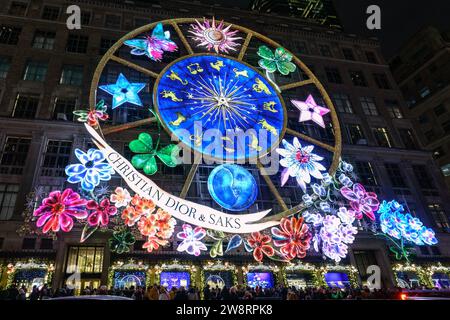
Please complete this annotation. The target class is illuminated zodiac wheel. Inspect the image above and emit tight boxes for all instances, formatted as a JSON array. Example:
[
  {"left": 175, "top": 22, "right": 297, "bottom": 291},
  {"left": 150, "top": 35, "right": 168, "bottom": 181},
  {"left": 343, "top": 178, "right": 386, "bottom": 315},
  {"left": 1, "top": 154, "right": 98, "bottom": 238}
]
[{"left": 89, "top": 18, "right": 341, "bottom": 226}]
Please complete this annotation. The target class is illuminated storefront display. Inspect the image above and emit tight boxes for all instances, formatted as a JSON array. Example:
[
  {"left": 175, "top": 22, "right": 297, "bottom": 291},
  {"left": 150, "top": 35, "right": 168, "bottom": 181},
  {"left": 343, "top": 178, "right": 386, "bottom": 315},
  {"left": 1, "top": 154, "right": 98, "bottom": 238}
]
[
  {"left": 18, "top": 17, "right": 438, "bottom": 276},
  {"left": 5, "top": 261, "right": 54, "bottom": 296}
]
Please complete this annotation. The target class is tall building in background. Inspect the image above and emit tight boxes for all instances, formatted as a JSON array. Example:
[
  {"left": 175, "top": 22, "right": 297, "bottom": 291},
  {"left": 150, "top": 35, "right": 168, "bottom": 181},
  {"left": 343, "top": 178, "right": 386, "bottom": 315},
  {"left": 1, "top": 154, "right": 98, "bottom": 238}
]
[
  {"left": 0, "top": 0, "right": 449, "bottom": 292},
  {"left": 390, "top": 27, "right": 450, "bottom": 189},
  {"left": 250, "top": 0, "right": 341, "bottom": 29}
]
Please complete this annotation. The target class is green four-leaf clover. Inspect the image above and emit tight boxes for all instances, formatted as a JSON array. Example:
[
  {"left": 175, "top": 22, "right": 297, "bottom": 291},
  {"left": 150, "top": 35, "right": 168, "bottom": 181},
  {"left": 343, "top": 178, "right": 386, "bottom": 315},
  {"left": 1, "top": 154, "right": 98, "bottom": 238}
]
[
  {"left": 129, "top": 132, "right": 180, "bottom": 175},
  {"left": 257, "top": 45, "right": 296, "bottom": 76}
]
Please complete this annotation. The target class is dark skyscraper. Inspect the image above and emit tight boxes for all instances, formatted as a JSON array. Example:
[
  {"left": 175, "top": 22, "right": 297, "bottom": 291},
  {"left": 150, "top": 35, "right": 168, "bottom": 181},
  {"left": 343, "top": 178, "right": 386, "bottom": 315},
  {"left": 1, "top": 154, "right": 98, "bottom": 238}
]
[{"left": 250, "top": 0, "right": 341, "bottom": 28}]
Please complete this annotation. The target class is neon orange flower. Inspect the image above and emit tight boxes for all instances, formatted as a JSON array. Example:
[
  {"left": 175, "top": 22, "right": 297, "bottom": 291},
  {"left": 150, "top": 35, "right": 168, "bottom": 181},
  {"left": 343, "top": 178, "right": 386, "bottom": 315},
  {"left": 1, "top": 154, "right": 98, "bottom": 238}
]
[
  {"left": 137, "top": 214, "right": 158, "bottom": 236},
  {"left": 121, "top": 206, "right": 142, "bottom": 227},
  {"left": 132, "top": 195, "right": 156, "bottom": 215},
  {"left": 142, "top": 236, "right": 168, "bottom": 253}
]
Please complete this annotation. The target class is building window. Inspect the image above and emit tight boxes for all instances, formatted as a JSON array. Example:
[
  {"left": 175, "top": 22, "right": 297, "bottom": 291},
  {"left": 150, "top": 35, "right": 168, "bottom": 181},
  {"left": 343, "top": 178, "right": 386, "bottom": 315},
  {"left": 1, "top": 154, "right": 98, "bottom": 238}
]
[
  {"left": 346, "top": 124, "right": 366, "bottom": 144},
  {"left": 295, "top": 41, "right": 308, "bottom": 54},
  {"left": 372, "top": 127, "right": 392, "bottom": 148},
  {"left": 0, "top": 137, "right": 31, "bottom": 175},
  {"left": 325, "top": 67, "right": 342, "bottom": 84},
  {"left": 354, "top": 161, "right": 378, "bottom": 186},
  {"left": 342, "top": 48, "right": 355, "bottom": 60},
  {"left": 53, "top": 97, "right": 77, "bottom": 121},
  {"left": 66, "top": 34, "right": 88, "bottom": 53},
  {"left": 99, "top": 38, "right": 116, "bottom": 55},
  {"left": 12, "top": 94, "right": 39, "bottom": 119},
  {"left": 0, "top": 57, "right": 11, "bottom": 79},
  {"left": 419, "top": 87, "right": 431, "bottom": 98},
  {"left": 60, "top": 65, "right": 83, "bottom": 86},
  {"left": 428, "top": 204, "right": 450, "bottom": 231},
  {"left": 412, "top": 165, "right": 435, "bottom": 190},
  {"left": 81, "top": 11, "right": 91, "bottom": 25},
  {"left": 134, "top": 18, "right": 148, "bottom": 28},
  {"left": 385, "top": 100, "right": 403, "bottom": 118},
  {"left": 8, "top": 1, "right": 27, "bottom": 16},
  {"left": 385, "top": 163, "right": 407, "bottom": 188},
  {"left": 32, "top": 30, "right": 55, "bottom": 50},
  {"left": 40, "top": 238, "right": 53, "bottom": 250},
  {"left": 0, "top": 25, "right": 21, "bottom": 45},
  {"left": 434, "top": 104, "right": 446, "bottom": 116},
  {"left": 373, "top": 73, "right": 391, "bottom": 89},
  {"left": 22, "top": 238, "right": 36, "bottom": 250},
  {"left": 23, "top": 61, "right": 47, "bottom": 81},
  {"left": 360, "top": 96, "right": 378, "bottom": 116},
  {"left": 349, "top": 70, "right": 367, "bottom": 87},
  {"left": 398, "top": 128, "right": 417, "bottom": 149},
  {"left": 424, "top": 130, "right": 436, "bottom": 143},
  {"left": 0, "top": 184, "right": 19, "bottom": 220},
  {"left": 318, "top": 44, "right": 332, "bottom": 57},
  {"left": 105, "top": 14, "right": 122, "bottom": 29},
  {"left": 41, "top": 140, "right": 72, "bottom": 177},
  {"left": 418, "top": 114, "right": 428, "bottom": 124},
  {"left": 442, "top": 120, "right": 450, "bottom": 134},
  {"left": 365, "top": 51, "right": 378, "bottom": 64},
  {"left": 41, "top": 6, "right": 60, "bottom": 20},
  {"left": 66, "top": 246, "right": 104, "bottom": 273},
  {"left": 333, "top": 93, "right": 353, "bottom": 113}
]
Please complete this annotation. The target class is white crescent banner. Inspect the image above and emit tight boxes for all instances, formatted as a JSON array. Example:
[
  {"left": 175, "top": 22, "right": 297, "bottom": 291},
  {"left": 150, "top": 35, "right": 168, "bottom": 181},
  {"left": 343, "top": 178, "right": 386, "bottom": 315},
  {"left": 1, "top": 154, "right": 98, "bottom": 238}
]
[{"left": 85, "top": 124, "right": 279, "bottom": 233}]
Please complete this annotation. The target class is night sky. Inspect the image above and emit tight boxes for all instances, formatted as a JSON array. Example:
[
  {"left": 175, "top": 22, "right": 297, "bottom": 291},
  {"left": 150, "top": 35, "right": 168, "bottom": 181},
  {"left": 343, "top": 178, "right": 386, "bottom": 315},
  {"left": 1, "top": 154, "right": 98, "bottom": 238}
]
[
  {"left": 203, "top": 0, "right": 449, "bottom": 59},
  {"left": 333, "top": 0, "right": 450, "bottom": 58}
]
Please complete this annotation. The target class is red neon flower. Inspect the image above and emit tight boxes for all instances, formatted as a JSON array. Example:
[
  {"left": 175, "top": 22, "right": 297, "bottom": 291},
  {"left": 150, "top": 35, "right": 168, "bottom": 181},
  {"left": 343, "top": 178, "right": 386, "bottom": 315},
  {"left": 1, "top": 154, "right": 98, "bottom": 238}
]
[
  {"left": 247, "top": 232, "right": 274, "bottom": 262},
  {"left": 86, "top": 199, "right": 117, "bottom": 226},
  {"left": 271, "top": 217, "right": 311, "bottom": 260},
  {"left": 87, "top": 109, "right": 109, "bottom": 127},
  {"left": 34, "top": 188, "right": 87, "bottom": 233},
  {"left": 142, "top": 236, "right": 168, "bottom": 253}
]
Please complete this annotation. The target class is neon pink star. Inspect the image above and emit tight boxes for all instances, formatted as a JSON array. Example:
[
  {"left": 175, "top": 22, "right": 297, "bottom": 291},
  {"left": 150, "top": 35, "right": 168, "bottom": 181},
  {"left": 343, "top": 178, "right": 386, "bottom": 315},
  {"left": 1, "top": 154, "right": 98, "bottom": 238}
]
[{"left": 291, "top": 95, "right": 330, "bottom": 128}]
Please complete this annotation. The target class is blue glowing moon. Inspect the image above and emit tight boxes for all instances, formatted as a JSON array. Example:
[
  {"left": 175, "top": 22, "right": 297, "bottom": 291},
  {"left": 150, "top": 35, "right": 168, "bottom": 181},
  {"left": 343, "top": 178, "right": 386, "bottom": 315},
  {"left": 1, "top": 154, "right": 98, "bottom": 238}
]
[{"left": 207, "top": 164, "right": 258, "bottom": 211}]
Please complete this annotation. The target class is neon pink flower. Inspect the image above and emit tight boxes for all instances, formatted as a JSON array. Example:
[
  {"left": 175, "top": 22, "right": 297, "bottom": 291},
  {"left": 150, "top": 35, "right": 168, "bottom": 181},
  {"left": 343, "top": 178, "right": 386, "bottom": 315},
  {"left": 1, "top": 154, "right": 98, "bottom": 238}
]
[
  {"left": 340, "top": 183, "right": 379, "bottom": 220},
  {"left": 247, "top": 232, "right": 275, "bottom": 262},
  {"left": 86, "top": 199, "right": 117, "bottom": 226},
  {"left": 34, "top": 189, "right": 88, "bottom": 233}
]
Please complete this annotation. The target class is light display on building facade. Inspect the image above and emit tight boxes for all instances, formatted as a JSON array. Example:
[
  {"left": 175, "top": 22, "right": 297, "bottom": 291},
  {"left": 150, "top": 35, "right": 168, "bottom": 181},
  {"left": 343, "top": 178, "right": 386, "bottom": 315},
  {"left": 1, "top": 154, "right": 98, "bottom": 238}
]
[{"left": 20, "top": 18, "right": 438, "bottom": 265}]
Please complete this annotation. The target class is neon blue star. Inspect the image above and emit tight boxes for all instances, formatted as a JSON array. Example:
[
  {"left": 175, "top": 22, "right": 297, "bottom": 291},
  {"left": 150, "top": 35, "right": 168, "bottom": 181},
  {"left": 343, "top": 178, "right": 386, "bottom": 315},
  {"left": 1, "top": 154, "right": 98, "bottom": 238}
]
[{"left": 99, "top": 73, "right": 146, "bottom": 109}]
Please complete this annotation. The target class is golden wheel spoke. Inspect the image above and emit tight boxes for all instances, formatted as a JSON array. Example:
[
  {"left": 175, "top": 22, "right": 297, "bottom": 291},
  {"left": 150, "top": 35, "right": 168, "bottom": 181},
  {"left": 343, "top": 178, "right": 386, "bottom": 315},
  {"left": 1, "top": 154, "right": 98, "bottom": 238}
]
[
  {"left": 285, "top": 128, "right": 335, "bottom": 152},
  {"left": 110, "top": 55, "right": 159, "bottom": 78},
  {"left": 279, "top": 79, "right": 313, "bottom": 91},
  {"left": 257, "top": 161, "right": 288, "bottom": 212},
  {"left": 179, "top": 152, "right": 201, "bottom": 199},
  {"left": 238, "top": 32, "right": 253, "bottom": 61},
  {"left": 103, "top": 117, "right": 157, "bottom": 135},
  {"left": 171, "top": 21, "right": 193, "bottom": 55}
]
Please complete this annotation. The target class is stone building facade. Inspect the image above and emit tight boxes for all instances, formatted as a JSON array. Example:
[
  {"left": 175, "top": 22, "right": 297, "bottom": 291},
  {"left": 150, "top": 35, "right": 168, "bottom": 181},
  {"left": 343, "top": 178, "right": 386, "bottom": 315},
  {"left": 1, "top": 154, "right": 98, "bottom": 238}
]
[{"left": 390, "top": 26, "right": 450, "bottom": 190}]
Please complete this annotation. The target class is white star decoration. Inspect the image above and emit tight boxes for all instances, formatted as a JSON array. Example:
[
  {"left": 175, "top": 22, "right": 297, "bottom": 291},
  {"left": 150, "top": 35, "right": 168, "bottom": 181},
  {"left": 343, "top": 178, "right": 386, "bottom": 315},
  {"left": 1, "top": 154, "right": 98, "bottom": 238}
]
[{"left": 291, "top": 95, "right": 330, "bottom": 128}]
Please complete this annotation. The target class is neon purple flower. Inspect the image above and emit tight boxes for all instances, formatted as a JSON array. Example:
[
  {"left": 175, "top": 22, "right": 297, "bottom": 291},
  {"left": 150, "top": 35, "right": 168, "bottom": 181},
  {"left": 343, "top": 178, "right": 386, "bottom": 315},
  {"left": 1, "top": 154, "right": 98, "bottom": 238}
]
[
  {"left": 33, "top": 189, "right": 88, "bottom": 233},
  {"left": 176, "top": 224, "right": 207, "bottom": 256},
  {"left": 86, "top": 199, "right": 117, "bottom": 226},
  {"left": 340, "top": 183, "right": 379, "bottom": 220}
]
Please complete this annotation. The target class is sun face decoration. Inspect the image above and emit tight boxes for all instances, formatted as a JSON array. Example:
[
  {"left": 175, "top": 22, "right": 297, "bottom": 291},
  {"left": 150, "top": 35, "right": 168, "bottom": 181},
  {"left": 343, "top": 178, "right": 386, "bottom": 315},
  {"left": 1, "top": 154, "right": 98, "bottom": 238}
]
[{"left": 188, "top": 18, "right": 242, "bottom": 53}]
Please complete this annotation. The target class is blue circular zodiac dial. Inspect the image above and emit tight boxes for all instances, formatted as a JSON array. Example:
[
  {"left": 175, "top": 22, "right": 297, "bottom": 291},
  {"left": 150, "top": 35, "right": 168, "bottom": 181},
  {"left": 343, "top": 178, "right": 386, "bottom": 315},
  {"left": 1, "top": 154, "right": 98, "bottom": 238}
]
[{"left": 155, "top": 54, "right": 286, "bottom": 161}]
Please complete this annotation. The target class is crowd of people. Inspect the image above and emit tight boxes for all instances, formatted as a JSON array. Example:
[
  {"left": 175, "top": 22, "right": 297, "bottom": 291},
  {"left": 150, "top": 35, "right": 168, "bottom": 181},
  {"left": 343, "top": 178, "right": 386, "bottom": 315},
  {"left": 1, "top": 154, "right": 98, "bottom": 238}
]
[{"left": 0, "top": 283, "right": 409, "bottom": 300}]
